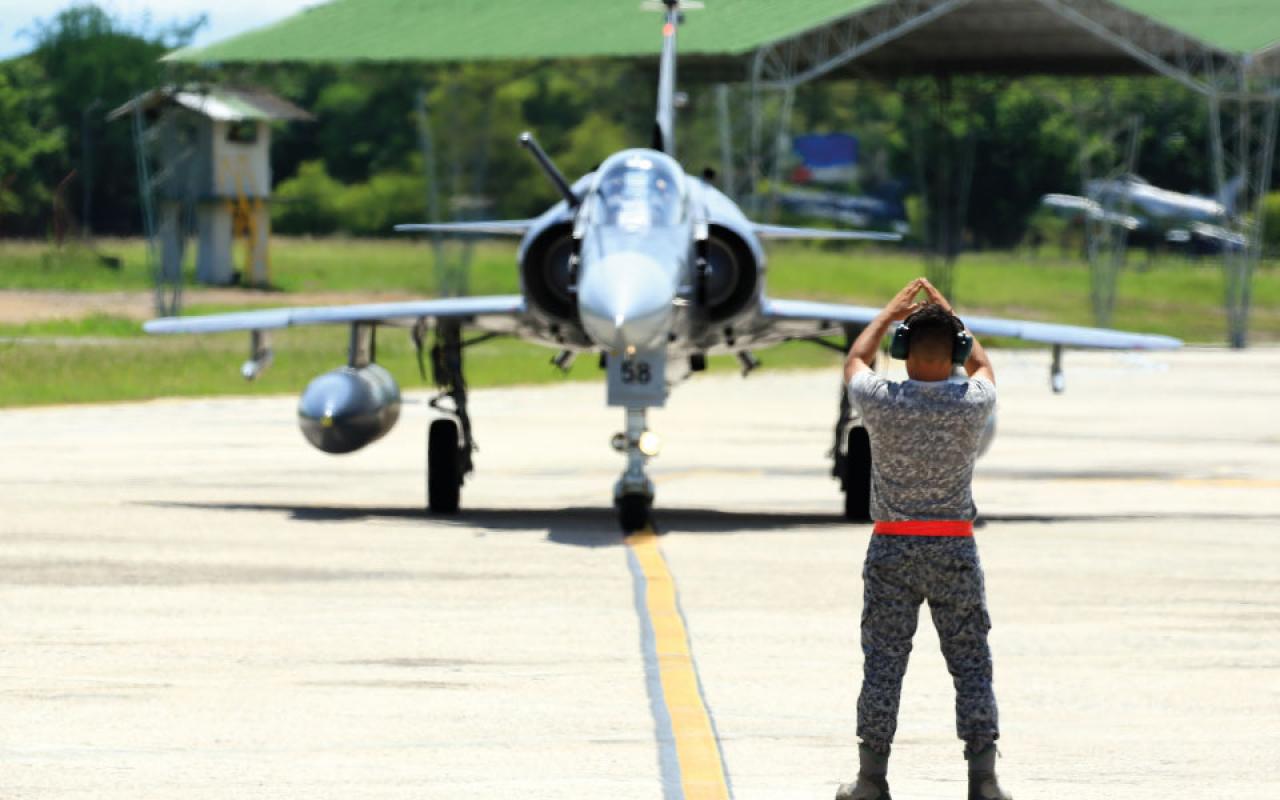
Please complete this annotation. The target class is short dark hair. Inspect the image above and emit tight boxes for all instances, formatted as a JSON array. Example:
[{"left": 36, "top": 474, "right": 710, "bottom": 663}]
[{"left": 903, "top": 303, "right": 964, "bottom": 361}]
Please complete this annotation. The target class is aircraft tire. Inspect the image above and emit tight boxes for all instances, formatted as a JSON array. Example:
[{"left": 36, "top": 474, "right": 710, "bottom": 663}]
[
  {"left": 427, "top": 418, "right": 462, "bottom": 514},
  {"left": 843, "top": 426, "right": 872, "bottom": 523},
  {"left": 617, "top": 494, "right": 651, "bottom": 534}
]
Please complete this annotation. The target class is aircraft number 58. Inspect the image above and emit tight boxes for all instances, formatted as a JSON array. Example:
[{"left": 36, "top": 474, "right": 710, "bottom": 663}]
[{"left": 621, "top": 361, "right": 653, "bottom": 385}]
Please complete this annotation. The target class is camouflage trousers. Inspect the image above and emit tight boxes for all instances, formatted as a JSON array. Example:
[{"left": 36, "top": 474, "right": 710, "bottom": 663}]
[{"left": 856, "top": 534, "right": 999, "bottom": 753}]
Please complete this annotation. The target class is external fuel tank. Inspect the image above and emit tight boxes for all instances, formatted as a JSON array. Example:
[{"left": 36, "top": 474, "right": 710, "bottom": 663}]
[{"left": 297, "top": 364, "right": 401, "bottom": 454}]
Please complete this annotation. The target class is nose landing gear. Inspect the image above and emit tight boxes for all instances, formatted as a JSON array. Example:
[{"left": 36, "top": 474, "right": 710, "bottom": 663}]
[
  {"left": 613, "top": 406, "right": 657, "bottom": 533},
  {"left": 605, "top": 350, "right": 667, "bottom": 533},
  {"left": 617, "top": 493, "right": 653, "bottom": 534}
]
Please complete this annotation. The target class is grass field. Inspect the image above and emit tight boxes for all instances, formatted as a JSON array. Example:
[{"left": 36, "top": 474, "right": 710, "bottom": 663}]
[
  {"left": 0, "top": 236, "right": 1276, "bottom": 407},
  {"left": 0, "top": 327, "right": 839, "bottom": 406}
]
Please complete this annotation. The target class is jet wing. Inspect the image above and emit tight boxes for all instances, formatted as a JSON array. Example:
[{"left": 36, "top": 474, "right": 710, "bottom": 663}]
[
  {"left": 144, "top": 295, "right": 526, "bottom": 335},
  {"left": 751, "top": 224, "right": 902, "bottom": 243},
  {"left": 760, "top": 298, "right": 1182, "bottom": 350},
  {"left": 394, "top": 221, "right": 533, "bottom": 237}
]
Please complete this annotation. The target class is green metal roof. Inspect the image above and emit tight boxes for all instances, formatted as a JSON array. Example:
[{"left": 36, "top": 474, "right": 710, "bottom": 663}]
[
  {"left": 166, "top": 0, "right": 1280, "bottom": 65},
  {"left": 166, "top": 0, "right": 880, "bottom": 63},
  {"left": 1116, "top": 1, "right": 1280, "bottom": 55}
]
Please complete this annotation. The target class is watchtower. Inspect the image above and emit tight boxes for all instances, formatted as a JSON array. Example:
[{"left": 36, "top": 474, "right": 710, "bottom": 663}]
[{"left": 110, "top": 86, "right": 312, "bottom": 303}]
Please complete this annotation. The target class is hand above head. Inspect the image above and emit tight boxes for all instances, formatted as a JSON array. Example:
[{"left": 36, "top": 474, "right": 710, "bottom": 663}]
[
  {"left": 913, "top": 279, "right": 994, "bottom": 383},
  {"left": 918, "top": 278, "right": 954, "bottom": 314},
  {"left": 884, "top": 278, "right": 926, "bottom": 322}
]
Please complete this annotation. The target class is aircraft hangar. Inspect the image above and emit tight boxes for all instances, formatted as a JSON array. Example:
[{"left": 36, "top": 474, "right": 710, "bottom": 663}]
[{"left": 170, "top": 0, "right": 1280, "bottom": 347}]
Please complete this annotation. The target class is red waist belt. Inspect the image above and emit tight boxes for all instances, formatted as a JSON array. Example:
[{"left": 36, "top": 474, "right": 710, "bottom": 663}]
[{"left": 873, "top": 520, "right": 974, "bottom": 537}]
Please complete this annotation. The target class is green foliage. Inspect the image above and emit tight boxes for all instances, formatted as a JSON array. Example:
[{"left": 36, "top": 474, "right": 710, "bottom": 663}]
[
  {"left": 1023, "top": 206, "right": 1079, "bottom": 259},
  {"left": 968, "top": 80, "right": 1082, "bottom": 248},
  {"left": 903, "top": 195, "right": 927, "bottom": 245},
  {"left": 335, "top": 170, "right": 427, "bottom": 236},
  {"left": 272, "top": 161, "right": 344, "bottom": 235},
  {"left": 1262, "top": 192, "right": 1280, "bottom": 257},
  {"left": 0, "top": 59, "right": 64, "bottom": 228},
  {"left": 310, "top": 67, "right": 422, "bottom": 182},
  {"left": 273, "top": 160, "right": 427, "bottom": 237},
  {"left": 551, "top": 113, "right": 632, "bottom": 184},
  {"left": 20, "top": 3, "right": 205, "bottom": 236}
]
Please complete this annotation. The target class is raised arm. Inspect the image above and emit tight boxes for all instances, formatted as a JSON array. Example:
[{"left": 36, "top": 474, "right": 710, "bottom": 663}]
[
  {"left": 844, "top": 278, "right": 924, "bottom": 384},
  {"left": 918, "top": 278, "right": 995, "bottom": 385},
  {"left": 963, "top": 335, "right": 995, "bottom": 385}
]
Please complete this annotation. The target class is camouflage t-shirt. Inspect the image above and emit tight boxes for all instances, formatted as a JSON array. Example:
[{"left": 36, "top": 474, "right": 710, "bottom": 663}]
[{"left": 847, "top": 372, "right": 996, "bottom": 522}]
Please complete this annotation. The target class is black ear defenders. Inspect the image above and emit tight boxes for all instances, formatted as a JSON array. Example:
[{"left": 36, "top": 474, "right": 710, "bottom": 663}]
[{"left": 890, "top": 317, "right": 973, "bottom": 365}]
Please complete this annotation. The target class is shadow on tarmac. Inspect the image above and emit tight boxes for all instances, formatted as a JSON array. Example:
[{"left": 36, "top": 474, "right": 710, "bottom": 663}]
[
  {"left": 461, "top": 507, "right": 851, "bottom": 548},
  {"left": 141, "top": 501, "right": 1280, "bottom": 548},
  {"left": 141, "top": 501, "right": 848, "bottom": 547}
]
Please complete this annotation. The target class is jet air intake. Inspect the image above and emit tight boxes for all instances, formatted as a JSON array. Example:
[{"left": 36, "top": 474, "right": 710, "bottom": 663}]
[
  {"left": 520, "top": 222, "right": 577, "bottom": 322},
  {"left": 699, "top": 224, "right": 758, "bottom": 322},
  {"left": 298, "top": 364, "right": 401, "bottom": 454}
]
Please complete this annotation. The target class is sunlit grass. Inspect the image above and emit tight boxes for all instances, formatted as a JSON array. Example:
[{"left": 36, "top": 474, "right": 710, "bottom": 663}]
[
  {"left": 0, "top": 240, "right": 152, "bottom": 290},
  {"left": 1, "top": 235, "right": 1277, "bottom": 407},
  {"left": 0, "top": 313, "right": 147, "bottom": 338},
  {"left": 0, "top": 330, "right": 839, "bottom": 407}
]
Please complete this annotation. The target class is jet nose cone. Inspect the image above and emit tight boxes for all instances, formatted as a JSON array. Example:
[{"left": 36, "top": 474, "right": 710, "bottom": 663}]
[{"left": 578, "top": 252, "right": 676, "bottom": 352}]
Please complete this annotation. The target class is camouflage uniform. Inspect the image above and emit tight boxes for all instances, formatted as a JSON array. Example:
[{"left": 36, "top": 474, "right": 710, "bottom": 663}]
[
  {"left": 847, "top": 371, "right": 1000, "bottom": 754},
  {"left": 856, "top": 534, "right": 997, "bottom": 752}
]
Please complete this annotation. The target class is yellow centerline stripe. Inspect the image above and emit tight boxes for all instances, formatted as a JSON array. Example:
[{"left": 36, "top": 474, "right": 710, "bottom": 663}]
[{"left": 627, "top": 529, "right": 731, "bottom": 800}]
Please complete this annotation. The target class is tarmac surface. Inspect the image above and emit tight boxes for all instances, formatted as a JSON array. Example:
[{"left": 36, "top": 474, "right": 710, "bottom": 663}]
[{"left": 2, "top": 347, "right": 1278, "bottom": 799}]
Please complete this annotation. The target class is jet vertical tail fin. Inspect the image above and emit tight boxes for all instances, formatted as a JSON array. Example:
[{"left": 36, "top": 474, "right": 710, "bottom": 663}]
[{"left": 649, "top": 0, "right": 682, "bottom": 157}]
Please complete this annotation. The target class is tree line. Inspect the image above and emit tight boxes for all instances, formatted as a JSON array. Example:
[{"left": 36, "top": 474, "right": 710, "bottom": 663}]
[{"left": 0, "top": 3, "right": 1254, "bottom": 248}]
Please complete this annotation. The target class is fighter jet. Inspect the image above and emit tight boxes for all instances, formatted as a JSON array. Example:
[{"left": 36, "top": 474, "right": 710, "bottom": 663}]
[
  {"left": 1042, "top": 175, "right": 1246, "bottom": 253},
  {"left": 1087, "top": 174, "right": 1228, "bottom": 226},
  {"left": 146, "top": 0, "right": 1181, "bottom": 532}
]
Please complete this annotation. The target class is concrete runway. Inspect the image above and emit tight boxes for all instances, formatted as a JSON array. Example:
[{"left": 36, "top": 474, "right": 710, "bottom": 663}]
[{"left": 2, "top": 348, "right": 1278, "bottom": 799}]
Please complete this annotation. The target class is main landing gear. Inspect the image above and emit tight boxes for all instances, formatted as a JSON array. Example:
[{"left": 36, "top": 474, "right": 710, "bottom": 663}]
[
  {"left": 613, "top": 406, "right": 657, "bottom": 533},
  {"left": 425, "top": 321, "right": 478, "bottom": 514},
  {"left": 828, "top": 327, "right": 873, "bottom": 523},
  {"left": 832, "top": 384, "right": 873, "bottom": 523}
]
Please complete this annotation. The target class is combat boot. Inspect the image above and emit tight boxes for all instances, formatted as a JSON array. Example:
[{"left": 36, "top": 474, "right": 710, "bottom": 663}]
[
  {"left": 835, "top": 743, "right": 891, "bottom": 800},
  {"left": 966, "top": 742, "right": 1012, "bottom": 800}
]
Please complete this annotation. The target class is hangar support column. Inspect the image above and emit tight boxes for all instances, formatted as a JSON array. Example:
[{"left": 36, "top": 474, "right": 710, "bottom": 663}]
[
  {"left": 1207, "top": 71, "right": 1279, "bottom": 349},
  {"left": 414, "top": 80, "right": 498, "bottom": 299},
  {"left": 904, "top": 74, "right": 980, "bottom": 300},
  {"left": 1078, "top": 111, "right": 1142, "bottom": 328}
]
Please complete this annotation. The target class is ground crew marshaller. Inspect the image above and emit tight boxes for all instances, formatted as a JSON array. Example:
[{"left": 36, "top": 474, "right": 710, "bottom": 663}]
[{"left": 836, "top": 278, "right": 1012, "bottom": 800}]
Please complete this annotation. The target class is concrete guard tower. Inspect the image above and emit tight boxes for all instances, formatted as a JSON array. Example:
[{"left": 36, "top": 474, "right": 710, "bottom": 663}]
[{"left": 110, "top": 87, "right": 312, "bottom": 298}]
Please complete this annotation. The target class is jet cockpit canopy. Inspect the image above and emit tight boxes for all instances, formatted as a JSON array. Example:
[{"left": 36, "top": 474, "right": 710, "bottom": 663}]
[{"left": 591, "top": 150, "right": 687, "bottom": 233}]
